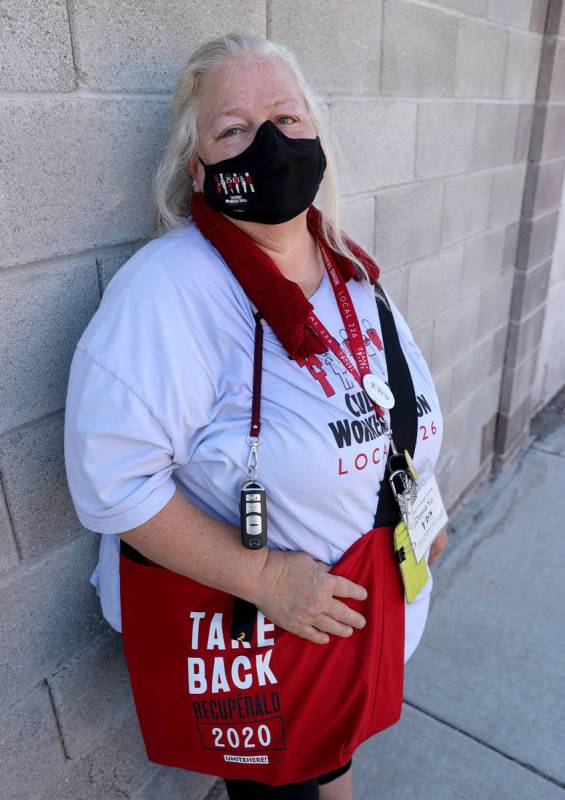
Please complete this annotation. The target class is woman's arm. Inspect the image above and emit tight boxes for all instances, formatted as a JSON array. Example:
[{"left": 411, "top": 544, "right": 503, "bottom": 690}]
[
  {"left": 119, "top": 488, "right": 269, "bottom": 604},
  {"left": 120, "top": 488, "right": 369, "bottom": 645}
]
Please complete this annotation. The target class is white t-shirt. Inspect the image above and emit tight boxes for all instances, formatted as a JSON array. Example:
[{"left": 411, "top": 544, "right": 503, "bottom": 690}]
[{"left": 64, "top": 218, "right": 444, "bottom": 663}]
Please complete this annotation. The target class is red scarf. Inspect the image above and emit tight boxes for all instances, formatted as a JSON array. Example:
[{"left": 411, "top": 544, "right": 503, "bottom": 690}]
[{"left": 190, "top": 191, "right": 380, "bottom": 360}]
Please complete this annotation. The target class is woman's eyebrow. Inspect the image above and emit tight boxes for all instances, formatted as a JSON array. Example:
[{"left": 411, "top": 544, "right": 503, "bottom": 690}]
[{"left": 212, "top": 98, "right": 301, "bottom": 123}]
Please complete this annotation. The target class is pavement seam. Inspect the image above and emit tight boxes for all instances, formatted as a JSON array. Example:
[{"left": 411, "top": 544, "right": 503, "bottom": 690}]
[
  {"left": 403, "top": 700, "right": 565, "bottom": 792},
  {"left": 531, "top": 445, "right": 565, "bottom": 460}
]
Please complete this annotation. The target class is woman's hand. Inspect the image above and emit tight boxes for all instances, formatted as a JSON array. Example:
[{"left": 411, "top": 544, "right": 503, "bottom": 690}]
[
  {"left": 253, "top": 549, "right": 368, "bottom": 645},
  {"left": 428, "top": 525, "right": 448, "bottom": 566}
]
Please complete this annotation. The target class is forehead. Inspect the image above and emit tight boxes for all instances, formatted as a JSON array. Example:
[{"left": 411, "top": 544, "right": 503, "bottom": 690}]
[{"left": 197, "top": 54, "right": 306, "bottom": 126}]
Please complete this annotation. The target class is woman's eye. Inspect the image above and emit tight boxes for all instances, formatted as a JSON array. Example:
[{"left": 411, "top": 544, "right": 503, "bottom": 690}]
[
  {"left": 221, "top": 127, "right": 241, "bottom": 138},
  {"left": 277, "top": 115, "right": 295, "bottom": 125}
]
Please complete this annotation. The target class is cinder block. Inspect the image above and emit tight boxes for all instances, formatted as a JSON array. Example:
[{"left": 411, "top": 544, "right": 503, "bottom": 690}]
[
  {"left": 510, "top": 258, "right": 552, "bottom": 320},
  {"left": 550, "top": 235, "right": 565, "bottom": 282},
  {"left": 47, "top": 630, "right": 133, "bottom": 758},
  {"left": 406, "top": 243, "right": 464, "bottom": 329},
  {"left": 481, "top": 412, "right": 497, "bottom": 465},
  {"left": 441, "top": 170, "right": 492, "bottom": 247},
  {"left": 473, "top": 103, "right": 521, "bottom": 169},
  {"left": 514, "top": 103, "right": 535, "bottom": 162},
  {"left": 431, "top": 291, "right": 481, "bottom": 371},
  {"left": 97, "top": 241, "right": 147, "bottom": 294},
  {"left": 0, "top": 0, "right": 75, "bottom": 91},
  {"left": 536, "top": 283, "right": 565, "bottom": 401},
  {"left": 432, "top": 0, "right": 489, "bottom": 14},
  {"left": 381, "top": 0, "right": 458, "bottom": 97},
  {"left": 339, "top": 195, "right": 376, "bottom": 256},
  {"left": 535, "top": 34, "right": 557, "bottom": 99},
  {"left": 499, "top": 350, "right": 538, "bottom": 415},
  {"left": 0, "top": 257, "right": 99, "bottom": 432},
  {"left": 269, "top": 0, "right": 382, "bottom": 95},
  {"left": 489, "top": 163, "right": 527, "bottom": 229},
  {"left": 455, "top": 19, "right": 508, "bottom": 98},
  {"left": 506, "top": 303, "right": 547, "bottom": 364},
  {"left": 0, "top": 490, "right": 19, "bottom": 577},
  {"left": 0, "top": 682, "right": 66, "bottom": 800},
  {"left": 412, "top": 319, "right": 434, "bottom": 365},
  {"left": 502, "top": 220, "right": 520, "bottom": 272},
  {"left": 548, "top": 38, "right": 565, "bottom": 101},
  {"left": 477, "top": 270, "right": 514, "bottom": 338},
  {"left": 487, "top": 0, "right": 535, "bottom": 29},
  {"left": 547, "top": 3, "right": 565, "bottom": 36},
  {"left": 0, "top": 534, "right": 105, "bottom": 714},
  {"left": 380, "top": 265, "right": 409, "bottom": 317},
  {"left": 416, "top": 102, "right": 476, "bottom": 179},
  {"left": 527, "top": 208, "right": 560, "bottom": 268},
  {"left": 448, "top": 430, "right": 483, "bottom": 504},
  {"left": 540, "top": 105, "right": 565, "bottom": 160},
  {"left": 490, "top": 323, "right": 509, "bottom": 376},
  {"left": 525, "top": 160, "right": 565, "bottom": 215},
  {"left": 0, "top": 413, "right": 81, "bottom": 559},
  {"left": 438, "top": 401, "right": 470, "bottom": 483},
  {"left": 331, "top": 99, "right": 417, "bottom": 194},
  {"left": 431, "top": 364, "right": 453, "bottom": 415},
  {"left": 36, "top": 705, "right": 156, "bottom": 800},
  {"left": 460, "top": 227, "right": 507, "bottom": 299},
  {"left": 529, "top": 0, "right": 549, "bottom": 33},
  {"left": 69, "top": 0, "right": 265, "bottom": 92},
  {"left": 494, "top": 394, "right": 531, "bottom": 456},
  {"left": 375, "top": 181, "right": 444, "bottom": 271},
  {"left": 450, "top": 336, "right": 493, "bottom": 408},
  {"left": 469, "top": 369, "right": 504, "bottom": 429},
  {"left": 0, "top": 98, "right": 170, "bottom": 269},
  {"left": 504, "top": 30, "right": 543, "bottom": 102}
]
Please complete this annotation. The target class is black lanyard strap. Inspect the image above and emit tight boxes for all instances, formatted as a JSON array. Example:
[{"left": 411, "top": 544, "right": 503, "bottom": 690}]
[{"left": 372, "top": 283, "right": 418, "bottom": 527}]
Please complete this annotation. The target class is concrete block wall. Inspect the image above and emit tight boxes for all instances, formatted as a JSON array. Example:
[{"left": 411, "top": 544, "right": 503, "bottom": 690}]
[
  {"left": 0, "top": 1, "right": 563, "bottom": 797},
  {"left": 495, "top": 0, "right": 565, "bottom": 466},
  {"left": 528, "top": 4, "right": 565, "bottom": 427}
]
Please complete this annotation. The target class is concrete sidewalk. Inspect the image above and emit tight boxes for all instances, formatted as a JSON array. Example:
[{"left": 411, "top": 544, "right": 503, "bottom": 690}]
[{"left": 354, "top": 387, "right": 565, "bottom": 799}]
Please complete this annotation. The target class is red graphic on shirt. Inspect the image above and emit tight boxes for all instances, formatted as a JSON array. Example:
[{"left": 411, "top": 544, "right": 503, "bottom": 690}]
[
  {"left": 294, "top": 354, "right": 336, "bottom": 397},
  {"left": 320, "top": 350, "right": 356, "bottom": 392},
  {"left": 363, "top": 320, "right": 383, "bottom": 351},
  {"left": 295, "top": 340, "right": 437, "bottom": 477},
  {"left": 340, "top": 320, "right": 386, "bottom": 378}
]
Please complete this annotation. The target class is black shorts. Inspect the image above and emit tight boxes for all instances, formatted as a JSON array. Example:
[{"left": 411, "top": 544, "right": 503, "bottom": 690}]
[{"left": 223, "top": 757, "right": 353, "bottom": 799}]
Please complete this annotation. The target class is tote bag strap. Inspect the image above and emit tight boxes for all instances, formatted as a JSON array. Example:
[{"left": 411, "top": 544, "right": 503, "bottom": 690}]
[{"left": 372, "top": 282, "right": 419, "bottom": 528}]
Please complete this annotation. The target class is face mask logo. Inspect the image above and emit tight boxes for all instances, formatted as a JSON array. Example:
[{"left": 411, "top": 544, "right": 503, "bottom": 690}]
[
  {"left": 213, "top": 171, "right": 256, "bottom": 203},
  {"left": 197, "top": 119, "right": 327, "bottom": 225}
]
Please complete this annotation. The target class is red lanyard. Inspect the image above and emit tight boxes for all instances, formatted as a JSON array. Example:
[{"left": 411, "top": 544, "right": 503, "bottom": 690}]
[{"left": 306, "top": 241, "right": 386, "bottom": 420}]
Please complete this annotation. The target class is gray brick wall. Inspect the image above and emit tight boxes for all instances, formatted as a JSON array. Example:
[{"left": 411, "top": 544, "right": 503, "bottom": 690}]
[{"left": 0, "top": 1, "right": 563, "bottom": 797}]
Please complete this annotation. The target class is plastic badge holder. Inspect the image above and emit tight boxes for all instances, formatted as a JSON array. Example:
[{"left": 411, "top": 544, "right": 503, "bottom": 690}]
[
  {"left": 393, "top": 519, "right": 430, "bottom": 603},
  {"left": 392, "top": 457, "right": 434, "bottom": 603}
]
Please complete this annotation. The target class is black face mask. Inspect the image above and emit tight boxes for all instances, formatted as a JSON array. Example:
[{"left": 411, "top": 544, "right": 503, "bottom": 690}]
[{"left": 197, "top": 119, "right": 327, "bottom": 224}]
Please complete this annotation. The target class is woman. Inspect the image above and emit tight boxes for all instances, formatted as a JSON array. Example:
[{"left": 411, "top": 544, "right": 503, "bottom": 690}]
[{"left": 64, "top": 33, "right": 448, "bottom": 800}]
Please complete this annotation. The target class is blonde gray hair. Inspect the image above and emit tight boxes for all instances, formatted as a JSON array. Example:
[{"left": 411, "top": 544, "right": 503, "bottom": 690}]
[{"left": 152, "top": 32, "right": 373, "bottom": 282}]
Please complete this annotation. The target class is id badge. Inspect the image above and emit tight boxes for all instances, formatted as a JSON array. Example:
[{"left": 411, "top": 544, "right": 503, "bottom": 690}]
[{"left": 405, "top": 460, "right": 448, "bottom": 563}]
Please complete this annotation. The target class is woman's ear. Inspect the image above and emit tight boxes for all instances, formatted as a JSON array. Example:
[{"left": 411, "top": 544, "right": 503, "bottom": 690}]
[{"left": 186, "top": 159, "right": 200, "bottom": 191}]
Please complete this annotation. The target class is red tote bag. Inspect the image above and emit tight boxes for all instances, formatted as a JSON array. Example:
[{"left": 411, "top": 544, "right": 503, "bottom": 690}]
[{"left": 119, "top": 521, "right": 404, "bottom": 785}]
